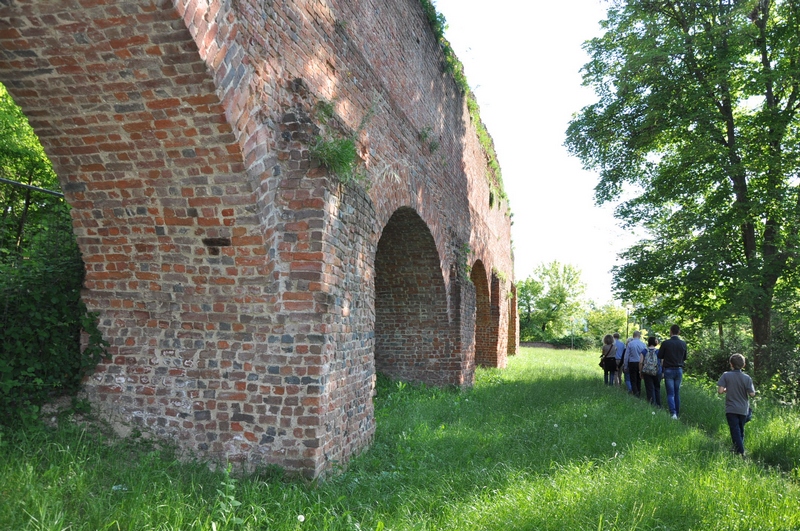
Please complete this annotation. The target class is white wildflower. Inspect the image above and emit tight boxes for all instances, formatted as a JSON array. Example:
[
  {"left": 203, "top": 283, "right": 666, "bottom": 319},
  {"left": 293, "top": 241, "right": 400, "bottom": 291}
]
[
  {"left": 298, "top": 515, "right": 305, "bottom": 523},
  {"left": 612, "top": 442, "right": 617, "bottom": 447}
]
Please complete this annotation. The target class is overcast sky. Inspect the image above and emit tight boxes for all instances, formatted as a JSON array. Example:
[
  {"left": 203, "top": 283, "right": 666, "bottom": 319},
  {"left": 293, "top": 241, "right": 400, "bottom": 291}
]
[{"left": 433, "top": 0, "right": 636, "bottom": 305}]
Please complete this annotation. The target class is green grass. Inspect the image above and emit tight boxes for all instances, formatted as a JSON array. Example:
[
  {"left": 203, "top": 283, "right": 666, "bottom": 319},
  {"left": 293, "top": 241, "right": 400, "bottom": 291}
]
[{"left": 1, "top": 347, "right": 799, "bottom": 530}]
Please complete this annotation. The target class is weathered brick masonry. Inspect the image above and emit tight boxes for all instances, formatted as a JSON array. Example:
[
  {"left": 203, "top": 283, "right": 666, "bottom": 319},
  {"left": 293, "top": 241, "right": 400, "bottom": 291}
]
[{"left": 0, "top": 0, "right": 517, "bottom": 477}]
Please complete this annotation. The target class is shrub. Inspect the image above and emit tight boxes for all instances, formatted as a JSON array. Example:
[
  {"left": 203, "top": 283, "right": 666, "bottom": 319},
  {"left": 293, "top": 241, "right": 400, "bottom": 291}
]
[
  {"left": 0, "top": 208, "right": 106, "bottom": 426},
  {"left": 549, "top": 335, "right": 593, "bottom": 350}
]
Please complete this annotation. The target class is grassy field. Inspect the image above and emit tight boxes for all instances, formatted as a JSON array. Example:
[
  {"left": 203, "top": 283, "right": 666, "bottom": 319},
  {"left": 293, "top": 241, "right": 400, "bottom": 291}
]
[{"left": 1, "top": 347, "right": 799, "bottom": 530}]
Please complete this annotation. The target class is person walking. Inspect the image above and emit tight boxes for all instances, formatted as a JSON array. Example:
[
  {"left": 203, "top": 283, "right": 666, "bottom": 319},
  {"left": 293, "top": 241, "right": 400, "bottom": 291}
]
[
  {"left": 613, "top": 333, "right": 625, "bottom": 387},
  {"left": 600, "top": 334, "right": 617, "bottom": 386},
  {"left": 640, "top": 336, "right": 662, "bottom": 407},
  {"left": 623, "top": 331, "right": 647, "bottom": 398},
  {"left": 717, "top": 354, "right": 756, "bottom": 456},
  {"left": 659, "top": 324, "right": 688, "bottom": 419}
]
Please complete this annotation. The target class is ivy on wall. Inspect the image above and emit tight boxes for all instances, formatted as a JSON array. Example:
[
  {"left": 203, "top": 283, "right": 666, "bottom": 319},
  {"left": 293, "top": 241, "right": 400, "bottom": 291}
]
[{"left": 417, "top": 0, "right": 507, "bottom": 204}]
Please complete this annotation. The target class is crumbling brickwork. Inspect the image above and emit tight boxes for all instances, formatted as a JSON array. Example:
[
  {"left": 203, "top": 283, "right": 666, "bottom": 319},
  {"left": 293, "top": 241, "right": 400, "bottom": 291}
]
[{"left": 0, "top": 0, "right": 517, "bottom": 478}]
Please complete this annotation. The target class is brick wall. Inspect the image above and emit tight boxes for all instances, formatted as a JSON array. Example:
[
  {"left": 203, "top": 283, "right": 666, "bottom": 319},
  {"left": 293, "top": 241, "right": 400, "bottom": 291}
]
[{"left": 0, "top": 0, "right": 516, "bottom": 478}]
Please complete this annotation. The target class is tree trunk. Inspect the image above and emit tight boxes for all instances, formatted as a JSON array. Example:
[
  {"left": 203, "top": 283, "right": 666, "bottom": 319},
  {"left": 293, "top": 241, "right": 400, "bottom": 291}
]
[
  {"left": 750, "top": 310, "right": 771, "bottom": 375},
  {"left": 718, "top": 322, "right": 724, "bottom": 351}
]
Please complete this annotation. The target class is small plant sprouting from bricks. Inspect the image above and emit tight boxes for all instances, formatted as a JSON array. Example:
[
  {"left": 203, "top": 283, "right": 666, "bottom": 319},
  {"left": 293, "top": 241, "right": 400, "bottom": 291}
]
[
  {"left": 459, "top": 242, "right": 473, "bottom": 280},
  {"left": 418, "top": 126, "right": 440, "bottom": 154},
  {"left": 310, "top": 136, "right": 359, "bottom": 182},
  {"left": 419, "top": 125, "right": 432, "bottom": 143},
  {"left": 492, "top": 267, "right": 508, "bottom": 284},
  {"left": 310, "top": 93, "right": 380, "bottom": 185},
  {"left": 315, "top": 98, "right": 335, "bottom": 125},
  {"left": 211, "top": 464, "right": 244, "bottom": 527}
]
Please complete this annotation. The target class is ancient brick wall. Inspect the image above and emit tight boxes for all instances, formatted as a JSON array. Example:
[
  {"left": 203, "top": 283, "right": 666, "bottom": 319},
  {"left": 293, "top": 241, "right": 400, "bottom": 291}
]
[{"left": 0, "top": 0, "right": 516, "bottom": 478}]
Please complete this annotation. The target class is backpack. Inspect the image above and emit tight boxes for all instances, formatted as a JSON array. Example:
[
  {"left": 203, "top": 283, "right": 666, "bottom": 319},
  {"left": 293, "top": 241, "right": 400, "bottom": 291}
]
[{"left": 642, "top": 347, "right": 659, "bottom": 376}]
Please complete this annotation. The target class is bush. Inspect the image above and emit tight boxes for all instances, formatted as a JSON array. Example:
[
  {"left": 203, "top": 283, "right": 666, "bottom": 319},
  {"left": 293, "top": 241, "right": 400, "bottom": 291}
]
[
  {"left": 761, "top": 316, "right": 800, "bottom": 404},
  {"left": 0, "top": 208, "right": 106, "bottom": 426},
  {"left": 549, "top": 335, "right": 593, "bottom": 350},
  {"left": 685, "top": 322, "right": 753, "bottom": 382}
]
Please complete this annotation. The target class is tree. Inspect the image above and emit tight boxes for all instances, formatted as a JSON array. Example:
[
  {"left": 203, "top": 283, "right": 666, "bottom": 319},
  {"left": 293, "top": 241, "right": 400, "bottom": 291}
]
[
  {"left": 516, "top": 261, "right": 586, "bottom": 341},
  {"left": 565, "top": 0, "right": 800, "bottom": 370},
  {"left": 0, "top": 82, "right": 61, "bottom": 258},
  {"left": 586, "top": 302, "right": 628, "bottom": 346},
  {"left": 0, "top": 83, "right": 106, "bottom": 425}
]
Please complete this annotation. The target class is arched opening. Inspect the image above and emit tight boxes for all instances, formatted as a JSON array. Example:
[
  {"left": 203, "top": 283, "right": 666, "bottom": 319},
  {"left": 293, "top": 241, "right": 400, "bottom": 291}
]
[
  {"left": 374, "top": 207, "right": 455, "bottom": 385},
  {"left": 507, "top": 282, "right": 518, "bottom": 356},
  {"left": 471, "top": 260, "right": 495, "bottom": 367}
]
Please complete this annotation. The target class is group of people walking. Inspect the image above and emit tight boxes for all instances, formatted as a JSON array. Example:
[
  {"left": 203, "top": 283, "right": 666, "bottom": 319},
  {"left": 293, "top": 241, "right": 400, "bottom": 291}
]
[
  {"left": 598, "top": 324, "right": 757, "bottom": 456},
  {"left": 599, "top": 325, "right": 688, "bottom": 419}
]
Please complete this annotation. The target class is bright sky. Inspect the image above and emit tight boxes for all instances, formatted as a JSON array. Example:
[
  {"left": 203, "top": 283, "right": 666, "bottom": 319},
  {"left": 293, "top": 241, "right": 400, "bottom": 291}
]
[{"left": 434, "top": 0, "right": 635, "bottom": 305}]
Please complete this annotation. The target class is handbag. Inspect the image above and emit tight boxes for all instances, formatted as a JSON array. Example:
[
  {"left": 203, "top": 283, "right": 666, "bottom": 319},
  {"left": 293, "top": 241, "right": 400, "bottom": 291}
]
[{"left": 600, "top": 345, "right": 613, "bottom": 368}]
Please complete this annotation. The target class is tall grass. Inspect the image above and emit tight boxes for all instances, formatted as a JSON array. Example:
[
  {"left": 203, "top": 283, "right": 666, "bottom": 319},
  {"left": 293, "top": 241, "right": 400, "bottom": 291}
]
[{"left": 1, "top": 347, "right": 798, "bottom": 530}]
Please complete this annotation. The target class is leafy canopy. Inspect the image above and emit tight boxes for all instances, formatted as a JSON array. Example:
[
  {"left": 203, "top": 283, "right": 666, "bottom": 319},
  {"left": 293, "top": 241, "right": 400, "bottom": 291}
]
[
  {"left": 565, "top": 0, "right": 800, "bottom": 356},
  {"left": 0, "top": 83, "right": 106, "bottom": 426},
  {"left": 517, "top": 261, "right": 586, "bottom": 341}
]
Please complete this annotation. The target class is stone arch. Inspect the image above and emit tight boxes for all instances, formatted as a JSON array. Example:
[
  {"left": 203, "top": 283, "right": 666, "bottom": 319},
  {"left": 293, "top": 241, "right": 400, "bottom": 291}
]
[
  {"left": 507, "top": 282, "right": 519, "bottom": 357},
  {"left": 471, "top": 260, "right": 495, "bottom": 367},
  {"left": 0, "top": 0, "right": 518, "bottom": 478},
  {"left": 374, "top": 206, "right": 458, "bottom": 385}
]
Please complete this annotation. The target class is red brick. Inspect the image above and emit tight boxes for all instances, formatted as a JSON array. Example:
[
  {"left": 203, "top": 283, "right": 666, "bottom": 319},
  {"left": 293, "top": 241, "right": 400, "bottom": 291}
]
[{"left": 3, "top": 0, "right": 517, "bottom": 481}]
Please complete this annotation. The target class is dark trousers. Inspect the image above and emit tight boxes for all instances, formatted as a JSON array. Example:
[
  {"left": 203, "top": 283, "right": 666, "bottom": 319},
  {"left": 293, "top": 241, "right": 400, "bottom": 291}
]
[
  {"left": 726, "top": 413, "right": 746, "bottom": 455},
  {"left": 643, "top": 374, "right": 661, "bottom": 406},
  {"left": 628, "top": 367, "right": 641, "bottom": 397}
]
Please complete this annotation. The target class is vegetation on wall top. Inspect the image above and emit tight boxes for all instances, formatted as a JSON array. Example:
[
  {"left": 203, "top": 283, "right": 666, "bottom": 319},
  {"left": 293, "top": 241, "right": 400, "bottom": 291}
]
[{"left": 417, "top": 0, "right": 507, "bottom": 205}]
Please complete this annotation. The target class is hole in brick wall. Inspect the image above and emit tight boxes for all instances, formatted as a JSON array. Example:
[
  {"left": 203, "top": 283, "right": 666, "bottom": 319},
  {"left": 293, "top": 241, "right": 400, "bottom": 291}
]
[
  {"left": 202, "top": 237, "right": 231, "bottom": 247},
  {"left": 202, "top": 237, "right": 230, "bottom": 256}
]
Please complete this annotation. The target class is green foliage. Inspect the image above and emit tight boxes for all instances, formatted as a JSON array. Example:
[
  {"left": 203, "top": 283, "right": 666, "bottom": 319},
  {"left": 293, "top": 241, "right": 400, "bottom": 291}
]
[
  {"left": 3, "top": 349, "right": 800, "bottom": 529},
  {"left": 418, "top": 126, "right": 440, "bottom": 153},
  {"left": 685, "top": 319, "right": 754, "bottom": 382},
  {"left": 585, "top": 302, "right": 627, "bottom": 347},
  {"left": 0, "top": 83, "right": 61, "bottom": 257},
  {"left": 315, "top": 98, "right": 335, "bottom": 125},
  {"left": 416, "top": 0, "right": 506, "bottom": 203},
  {"left": 491, "top": 266, "right": 507, "bottom": 284},
  {"left": 516, "top": 261, "right": 586, "bottom": 341},
  {"left": 310, "top": 94, "right": 379, "bottom": 185},
  {"left": 565, "top": 0, "right": 800, "bottom": 357},
  {"left": 0, "top": 207, "right": 107, "bottom": 426},
  {"left": 457, "top": 242, "right": 472, "bottom": 280},
  {"left": 212, "top": 464, "right": 245, "bottom": 527},
  {"left": 310, "top": 136, "right": 360, "bottom": 183},
  {"left": 548, "top": 335, "right": 594, "bottom": 350},
  {"left": 0, "top": 83, "right": 107, "bottom": 426}
]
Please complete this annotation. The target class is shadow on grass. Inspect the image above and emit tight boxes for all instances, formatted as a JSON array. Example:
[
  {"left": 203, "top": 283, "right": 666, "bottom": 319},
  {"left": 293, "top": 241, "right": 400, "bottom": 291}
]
[
  {"left": 326, "top": 349, "right": 799, "bottom": 528},
  {"left": 4, "top": 349, "right": 797, "bottom": 530}
]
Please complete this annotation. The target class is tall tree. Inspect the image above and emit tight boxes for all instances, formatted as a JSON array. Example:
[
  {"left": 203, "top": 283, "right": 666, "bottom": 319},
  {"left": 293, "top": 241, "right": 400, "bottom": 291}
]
[
  {"left": 516, "top": 261, "right": 586, "bottom": 341},
  {"left": 566, "top": 0, "right": 800, "bottom": 369},
  {"left": 586, "top": 302, "right": 628, "bottom": 345},
  {"left": 0, "top": 82, "right": 61, "bottom": 258}
]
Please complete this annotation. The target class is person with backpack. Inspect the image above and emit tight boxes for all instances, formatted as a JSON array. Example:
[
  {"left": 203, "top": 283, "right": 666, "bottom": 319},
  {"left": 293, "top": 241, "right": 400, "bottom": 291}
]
[
  {"left": 623, "top": 330, "right": 647, "bottom": 398},
  {"left": 600, "top": 334, "right": 617, "bottom": 385},
  {"left": 640, "top": 336, "right": 662, "bottom": 407}
]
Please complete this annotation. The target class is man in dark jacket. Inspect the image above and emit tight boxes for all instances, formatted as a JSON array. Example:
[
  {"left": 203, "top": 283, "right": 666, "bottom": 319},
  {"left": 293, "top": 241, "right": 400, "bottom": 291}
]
[{"left": 658, "top": 324, "right": 687, "bottom": 419}]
